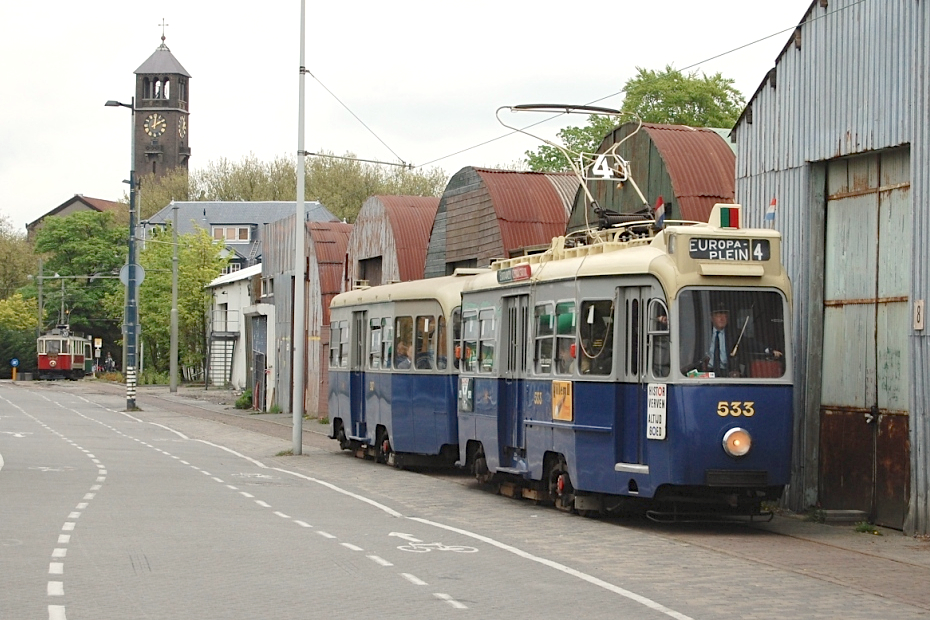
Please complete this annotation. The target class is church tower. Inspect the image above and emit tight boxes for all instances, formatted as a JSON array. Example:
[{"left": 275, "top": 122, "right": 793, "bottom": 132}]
[{"left": 133, "top": 32, "right": 191, "bottom": 180}]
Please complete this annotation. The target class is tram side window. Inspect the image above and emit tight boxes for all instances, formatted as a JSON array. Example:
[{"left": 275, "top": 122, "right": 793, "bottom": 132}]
[
  {"left": 368, "top": 319, "right": 382, "bottom": 369},
  {"left": 338, "top": 322, "right": 350, "bottom": 368},
  {"left": 437, "top": 315, "right": 448, "bottom": 370},
  {"left": 579, "top": 300, "right": 614, "bottom": 375},
  {"left": 678, "top": 289, "right": 786, "bottom": 379},
  {"left": 394, "top": 316, "right": 413, "bottom": 370},
  {"left": 381, "top": 319, "right": 393, "bottom": 369},
  {"left": 60, "top": 339, "right": 69, "bottom": 354},
  {"left": 415, "top": 315, "right": 436, "bottom": 370},
  {"left": 329, "top": 324, "right": 340, "bottom": 367},
  {"left": 478, "top": 310, "right": 496, "bottom": 373},
  {"left": 534, "top": 304, "right": 554, "bottom": 374},
  {"left": 648, "top": 299, "right": 670, "bottom": 378},
  {"left": 462, "top": 312, "right": 478, "bottom": 372},
  {"left": 554, "top": 302, "right": 576, "bottom": 375},
  {"left": 451, "top": 308, "right": 461, "bottom": 370}
]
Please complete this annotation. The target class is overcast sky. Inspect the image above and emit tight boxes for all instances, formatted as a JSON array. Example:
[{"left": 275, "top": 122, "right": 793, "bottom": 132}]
[{"left": 2, "top": 0, "right": 813, "bottom": 232}]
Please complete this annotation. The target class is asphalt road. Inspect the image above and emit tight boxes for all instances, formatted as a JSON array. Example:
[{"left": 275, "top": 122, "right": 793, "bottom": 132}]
[{"left": 2, "top": 380, "right": 929, "bottom": 619}]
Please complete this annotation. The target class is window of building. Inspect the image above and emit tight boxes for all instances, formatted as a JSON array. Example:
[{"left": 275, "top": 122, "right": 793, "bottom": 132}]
[{"left": 212, "top": 226, "right": 251, "bottom": 244}]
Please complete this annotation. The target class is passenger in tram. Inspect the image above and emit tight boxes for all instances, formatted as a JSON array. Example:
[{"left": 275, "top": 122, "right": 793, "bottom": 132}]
[
  {"left": 556, "top": 338, "right": 575, "bottom": 374},
  {"left": 394, "top": 340, "right": 412, "bottom": 369}
]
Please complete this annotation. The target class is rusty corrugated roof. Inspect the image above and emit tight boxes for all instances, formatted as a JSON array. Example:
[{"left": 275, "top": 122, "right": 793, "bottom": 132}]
[
  {"left": 379, "top": 195, "right": 440, "bottom": 281},
  {"left": 308, "top": 221, "right": 353, "bottom": 325},
  {"left": 641, "top": 124, "right": 736, "bottom": 222},
  {"left": 474, "top": 169, "right": 575, "bottom": 252}
]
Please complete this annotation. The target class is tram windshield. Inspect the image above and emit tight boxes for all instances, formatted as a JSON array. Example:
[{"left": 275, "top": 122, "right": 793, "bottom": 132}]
[{"left": 678, "top": 289, "right": 786, "bottom": 379}]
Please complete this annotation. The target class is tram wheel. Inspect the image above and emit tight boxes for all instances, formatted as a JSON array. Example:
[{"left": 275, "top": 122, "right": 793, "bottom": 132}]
[
  {"left": 375, "top": 431, "right": 391, "bottom": 465},
  {"left": 547, "top": 457, "right": 575, "bottom": 512}
]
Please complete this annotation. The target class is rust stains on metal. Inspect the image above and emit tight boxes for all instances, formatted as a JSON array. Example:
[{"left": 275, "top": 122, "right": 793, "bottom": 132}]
[{"left": 640, "top": 123, "right": 736, "bottom": 223}]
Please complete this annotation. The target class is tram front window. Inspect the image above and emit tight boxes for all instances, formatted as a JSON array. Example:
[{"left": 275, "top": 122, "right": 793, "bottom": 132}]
[{"left": 678, "top": 290, "right": 786, "bottom": 379}]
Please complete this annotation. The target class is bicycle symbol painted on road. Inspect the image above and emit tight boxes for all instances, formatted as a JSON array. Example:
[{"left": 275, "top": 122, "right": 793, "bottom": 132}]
[{"left": 396, "top": 542, "right": 478, "bottom": 553}]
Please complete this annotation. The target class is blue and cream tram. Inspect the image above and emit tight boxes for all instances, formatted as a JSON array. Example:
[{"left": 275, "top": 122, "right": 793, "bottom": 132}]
[
  {"left": 328, "top": 270, "right": 484, "bottom": 466},
  {"left": 457, "top": 204, "right": 792, "bottom": 516}
]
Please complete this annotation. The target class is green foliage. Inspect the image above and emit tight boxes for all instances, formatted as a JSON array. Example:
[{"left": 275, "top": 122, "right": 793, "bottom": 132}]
[
  {"left": 30, "top": 211, "right": 125, "bottom": 347},
  {"left": 268, "top": 403, "right": 282, "bottom": 414},
  {"left": 0, "top": 328, "right": 37, "bottom": 377},
  {"left": 235, "top": 389, "right": 253, "bottom": 410},
  {"left": 130, "top": 227, "right": 228, "bottom": 374},
  {"left": 137, "top": 153, "right": 448, "bottom": 224},
  {"left": 0, "top": 215, "right": 36, "bottom": 299},
  {"left": 0, "top": 294, "right": 38, "bottom": 331},
  {"left": 621, "top": 65, "right": 745, "bottom": 128},
  {"left": 855, "top": 521, "right": 882, "bottom": 535},
  {"left": 139, "top": 368, "right": 171, "bottom": 385},
  {"left": 524, "top": 65, "right": 745, "bottom": 172},
  {"left": 525, "top": 115, "right": 619, "bottom": 173}
]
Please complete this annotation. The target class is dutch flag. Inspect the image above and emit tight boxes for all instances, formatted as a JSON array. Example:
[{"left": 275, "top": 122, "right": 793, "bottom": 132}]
[
  {"left": 653, "top": 196, "right": 666, "bottom": 230},
  {"left": 764, "top": 197, "right": 777, "bottom": 226}
]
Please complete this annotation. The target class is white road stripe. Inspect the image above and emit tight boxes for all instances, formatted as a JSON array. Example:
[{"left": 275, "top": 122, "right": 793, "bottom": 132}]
[
  {"left": 367, "top": 555, "right": 393, "bottom": 567},
  {"left": 90, "top": 485, "right": 101, "bottom": 491},
  {"left": 274, "top": 511, "right": 290, "bottom": 519},
  {"left": 49, "top": 563, "right": 63, "bottom": 575},
  {"left": 341, "top": 543, "right": 363, "bottom": 551},
  {"left": 47, "top": 582, "right": 64, "bottom": 596},
  {"left": 57, "top": 535, "right": 70, "bottom": 544},
  {"left": 62, "top": 523, "right": 75, "bottom": 531},
  {"left": 240, "top": 492, "right": 254, "bottom": 498},
  {"left": 52, "top": 549, "right": 67, "bottom": 558},
  {"left": 48, "top": 604, "right": 67, "bottom": 620},
  {"left": 76, "top": 503, "right": 88, "bottom": 509},
  {"left": 401, "top": 573, "right": 427, "bottom": 586},
  {"left": 294, "top": 520, "right": 312, "bottom": 528},
  {"left": 83, "top": 493, "right": 95, "bottom": 500},
  {"left": 212, "top": 477, "right": 224, "bottom": 483},
  {"left": 255, "top": 500, "right": 271, "bottom": 508},
  {"left": 316, "top": 531, "right": 336, "bottom": 539},
  {"left": 226, "top": 485, "right": 238, "bottom": 490},
  {"left": 68, "top": 512, "right": 81, "bottom": 519},
  {"left": 434, "top": 593, "right": 467, "bottom": 609}
]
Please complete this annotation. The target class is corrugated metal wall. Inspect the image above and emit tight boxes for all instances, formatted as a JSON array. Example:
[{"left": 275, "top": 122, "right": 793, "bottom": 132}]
[
  {"left": 733, "top": 0, "right": 930, "bottom": 534},
  {"left": 909, "top": 0, "right": 930, "bottom": 535}
]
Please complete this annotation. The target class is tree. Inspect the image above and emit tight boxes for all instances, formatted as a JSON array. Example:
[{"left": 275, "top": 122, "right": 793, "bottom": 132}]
[
  {"left": 0, "top": 215, "right": 37, "bottom": 300},
  {"left": 621, "top": 65, "right": 745, "bottom": 128},
  {"left": 137, "top": 153, "right": 448, "bottom": 223},
  {"left": 129, "top": 227, "right": 228, "bottom": 376},
  {"left": 524, "top": 116, "right": 619, "bottom": 173},
  {"left": 524, "top": 66, "right": 745, "bottom": 172},
  {"left": 0, "top": 294, "right": 37, "bottom": 331},
  {"left": 30, "top": 211, "right": 126, "bottom": 345}
]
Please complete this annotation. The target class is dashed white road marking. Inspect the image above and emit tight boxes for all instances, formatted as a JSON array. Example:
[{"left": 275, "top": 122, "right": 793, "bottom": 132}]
[
  {"left": 47, "top": 582, "right": 64, "bottom": 596},
  {"left": 341, "top": 543, "right": 363, "bottom": 552},
  {"left": 434, "top": 593, "right": 468, "bottom": 609},
  {"left": 316, "top": 531, "right": 336, "bottom": 539},
  {"left": 294, "top": 520, "right": 312, "bottom": 528},
  {"left": 273, "top": 511, "right": 290, "bottom": 518},
  {"left": 401, "top": 573, "right": 427, "bottom": 586},
  {"left": 52, "top": 548, "right": 67, "bottom": 558},
  {"left": 48, "top": 604, "right": 66, "bottom": 620},
  {"left": 367, "top": 555, "right": 393, "bottom": 567},
  {"left": 49, "top": 563, "right": 64, "bottom": 575},
  {"left": 62, "top": 523, "right": 75, "bottom": 531},
  {"left": 57, "top": 535, "right": 70, "bottom": 544}
]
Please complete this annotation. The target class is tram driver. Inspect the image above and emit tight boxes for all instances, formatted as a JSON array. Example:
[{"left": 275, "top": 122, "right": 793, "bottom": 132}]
[{"left": 693, "top": 302, "right": 783, "bottom": 378}]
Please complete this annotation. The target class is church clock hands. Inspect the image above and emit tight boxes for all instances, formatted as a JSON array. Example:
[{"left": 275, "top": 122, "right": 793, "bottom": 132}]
[
  {"left": 178, "top": 116, "right": 187, "bottom": 138},
  {"left": 143, "top": 113, "right": 167, "bottom": 138}
]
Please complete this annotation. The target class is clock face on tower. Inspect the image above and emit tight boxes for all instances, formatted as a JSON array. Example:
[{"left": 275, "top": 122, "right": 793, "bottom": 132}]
[
  {"left": 143, "top": 113, "right": 167, "bottom": 138},
  {"left": 178, "top": 116, "right": 187, "bottom": 138}
]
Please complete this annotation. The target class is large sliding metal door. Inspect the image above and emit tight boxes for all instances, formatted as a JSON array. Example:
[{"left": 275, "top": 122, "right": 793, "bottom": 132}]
[{"left": 819, "top": 148, "right": 911, "bottom": 528}]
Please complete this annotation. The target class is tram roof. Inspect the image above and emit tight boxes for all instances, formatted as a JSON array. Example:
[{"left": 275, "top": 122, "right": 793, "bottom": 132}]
[{"left": 331, "top": 269, "right": 489, "bottom": 314}]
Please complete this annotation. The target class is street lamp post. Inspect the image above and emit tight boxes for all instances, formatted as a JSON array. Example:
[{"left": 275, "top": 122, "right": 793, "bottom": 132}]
[{"left": 105, "top": 98, "right": 139, "bottom": 410}]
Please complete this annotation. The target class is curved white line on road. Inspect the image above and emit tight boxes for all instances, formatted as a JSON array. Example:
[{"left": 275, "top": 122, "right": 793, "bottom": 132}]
[
  {"left": 409, "top": 516, "right": 692, "bottom": 620},
  {"left": 14, "top": 393, "right": 689, "bottom": 620},
  {"left": 0, "top": 451, "right": 4, "bottom": 472}
]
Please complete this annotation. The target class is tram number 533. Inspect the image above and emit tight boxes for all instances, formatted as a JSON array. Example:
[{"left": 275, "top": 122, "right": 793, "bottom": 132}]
[{"left": 717, "top": 401, "right": 755, "bottom": 417}]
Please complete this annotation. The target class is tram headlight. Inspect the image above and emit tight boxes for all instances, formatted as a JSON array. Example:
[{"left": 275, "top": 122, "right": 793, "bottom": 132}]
[
  {"left": 49, "top": 360, "right": 57, "bottom": 368},
  {"left": 722, "top": 428, "right": 751, "bottom": 457}
]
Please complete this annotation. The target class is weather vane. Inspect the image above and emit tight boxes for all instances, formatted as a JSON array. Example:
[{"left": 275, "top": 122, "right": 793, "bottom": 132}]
[{"left": 159, "top": 18, "right": 169, "bottom": 43}]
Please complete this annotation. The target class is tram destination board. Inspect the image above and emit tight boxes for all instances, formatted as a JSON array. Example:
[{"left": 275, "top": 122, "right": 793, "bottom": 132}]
[{"left": 689, "top": 237, "right": 770, "bottom": 262}]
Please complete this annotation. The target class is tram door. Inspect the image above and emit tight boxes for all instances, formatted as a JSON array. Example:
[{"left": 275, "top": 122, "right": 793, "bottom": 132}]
[
  {"left": 500, "top": 295, "right": 529, "bottom": 467},
  {"left": 350, "top": 311, "right": 367, "bottom": 438},
  {"left": 619, "top": 287, "right": 649, "bottom": 467},
  {"left": 819, "top": 149, "right": 910, "bottom": 528}
]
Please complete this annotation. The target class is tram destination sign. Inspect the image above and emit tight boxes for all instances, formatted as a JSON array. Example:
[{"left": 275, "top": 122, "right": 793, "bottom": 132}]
[{"left": 689, "top": 237, "right": 770, "bottom": 262}]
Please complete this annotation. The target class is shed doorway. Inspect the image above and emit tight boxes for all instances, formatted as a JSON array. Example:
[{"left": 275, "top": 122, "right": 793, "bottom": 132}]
[{"left": 819, "top": 147, "right": 911, "bottom": 528}]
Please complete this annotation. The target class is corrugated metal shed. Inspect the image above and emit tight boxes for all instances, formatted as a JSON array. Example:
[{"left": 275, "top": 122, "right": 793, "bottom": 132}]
[
  {"left": 307, "top": 222, "right": 352, "bottom": 417},
  {"left": 345, "top": 195, "right": 439, "bottom": 288},
  {"left": 423, "top": 167, "right": 579, "bottom": 278},
  {"left": 262, "top": 215, "right": 352, "bottom": 417},
  {"left": 732, "top": 0, "right": 930, "bottom": 534},
  {"left": 567, "top": 123, "right": 735, "bottom": 233}
]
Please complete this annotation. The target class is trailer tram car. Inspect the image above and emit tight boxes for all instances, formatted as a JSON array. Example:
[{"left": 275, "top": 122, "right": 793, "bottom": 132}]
[
  {"left": 37, "top": 326, "right": 93, "bottom": 380},
  {"left": 328, "top": 270, "right": 485, "bottom": 466},
  {"left": 457, "top": 204, "right": 792, "bottom": 518}
]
